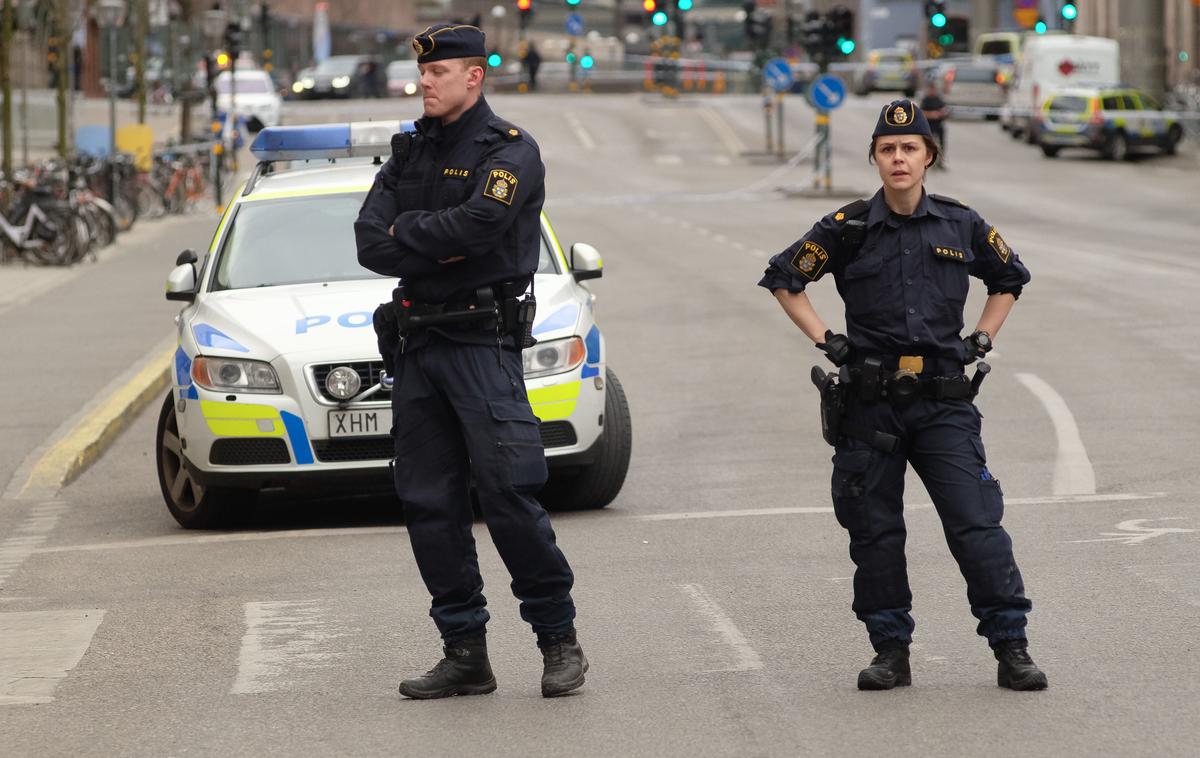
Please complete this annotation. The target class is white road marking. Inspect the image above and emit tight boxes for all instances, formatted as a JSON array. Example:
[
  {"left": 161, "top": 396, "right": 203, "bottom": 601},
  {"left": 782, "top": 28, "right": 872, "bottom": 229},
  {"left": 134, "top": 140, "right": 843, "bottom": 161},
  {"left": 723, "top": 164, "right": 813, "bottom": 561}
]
[
  {"left": 654, "top": 154, "right": 683, "bottom": 166},
  {"left": 232, "top": 600, "right": 345, "bottom": 695},
  {"left": 1015, "top": 372, "right": 1096, "bottom": 495},
  {"left": 698, "top": 106, "right": 748, "bottom": 156},
  {"left": 563, "top": 111, "right": 595, "bottom": 151},
  {"left": 1066, "top": 518, "right": 1196, "bottom": 545},
  {"left": 0, "top": 501, "right": 66, "bottom": 591},
  {"left": 679, "top": 584, "right": 763, "bottom": 672},
  {"left": 0, "top": 610, "right": 105, "bottom": 705},
  {"left": 714, "top": 155, "right": 732, "bottom": 166}
]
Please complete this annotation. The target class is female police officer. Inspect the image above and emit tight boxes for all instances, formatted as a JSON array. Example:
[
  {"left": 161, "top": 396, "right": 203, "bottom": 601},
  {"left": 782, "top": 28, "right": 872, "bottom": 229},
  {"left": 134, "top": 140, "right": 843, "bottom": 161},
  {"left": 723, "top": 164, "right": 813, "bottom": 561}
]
[{"left": 758, "top": 100, "right": 1047, "bottom": 691}]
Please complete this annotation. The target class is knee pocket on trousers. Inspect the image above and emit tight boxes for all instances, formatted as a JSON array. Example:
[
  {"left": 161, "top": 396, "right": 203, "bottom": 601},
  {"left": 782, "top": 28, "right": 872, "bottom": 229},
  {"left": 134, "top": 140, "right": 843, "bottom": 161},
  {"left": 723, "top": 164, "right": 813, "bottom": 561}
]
[
  {"left": 832, "top": 449, "right": 874, "bottom": 531},
  {"left": 487, "top": 398, "right": 548, "bottom": 492},
  {"left": 970, "top": 437, "right": 1005, "bottom": 523}
]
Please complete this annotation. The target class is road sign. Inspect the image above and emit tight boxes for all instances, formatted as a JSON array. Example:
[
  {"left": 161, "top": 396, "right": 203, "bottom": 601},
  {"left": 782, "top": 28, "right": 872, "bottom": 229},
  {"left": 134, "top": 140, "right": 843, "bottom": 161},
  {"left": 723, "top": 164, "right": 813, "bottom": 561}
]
[
  {"left": 565, "top": 13, "right": 584, "bottom": 36},
  {"left": 763, "top": 57, "right": 794, "bottom": 93},
  {"left": 808, "top": 74, "right": 846, "bottom": 110},
  {"left": 1014, "top": 8, "right": 1038, "bottom": 27}
]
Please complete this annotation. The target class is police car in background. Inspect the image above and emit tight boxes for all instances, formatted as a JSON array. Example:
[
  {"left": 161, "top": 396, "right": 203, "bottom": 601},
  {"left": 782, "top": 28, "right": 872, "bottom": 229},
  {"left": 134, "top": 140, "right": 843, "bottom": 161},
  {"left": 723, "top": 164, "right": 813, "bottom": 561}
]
[{"left": 157, "top": 121, "right": 632, "bottom": 528}]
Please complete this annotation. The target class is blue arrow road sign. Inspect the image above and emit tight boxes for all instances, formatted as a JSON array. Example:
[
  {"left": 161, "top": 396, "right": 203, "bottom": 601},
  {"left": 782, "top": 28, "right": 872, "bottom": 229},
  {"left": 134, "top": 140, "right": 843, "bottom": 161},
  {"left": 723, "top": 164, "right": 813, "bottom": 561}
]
[
  {"left": 808, "top": 74, "right": 846, "bottom": 110},
  {"left": 565, "top": 13, "right": 584, "bottom": 36},
  {"left": 763, "top": 57, "right": 794, "bottom": 93}
]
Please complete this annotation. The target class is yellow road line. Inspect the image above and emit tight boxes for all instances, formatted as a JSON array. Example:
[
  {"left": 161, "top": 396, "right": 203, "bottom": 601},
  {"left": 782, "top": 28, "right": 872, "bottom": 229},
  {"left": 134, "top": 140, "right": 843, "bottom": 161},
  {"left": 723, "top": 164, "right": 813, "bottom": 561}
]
[{"left": 18, "top": 346, "right": 175, "bottom": 498}]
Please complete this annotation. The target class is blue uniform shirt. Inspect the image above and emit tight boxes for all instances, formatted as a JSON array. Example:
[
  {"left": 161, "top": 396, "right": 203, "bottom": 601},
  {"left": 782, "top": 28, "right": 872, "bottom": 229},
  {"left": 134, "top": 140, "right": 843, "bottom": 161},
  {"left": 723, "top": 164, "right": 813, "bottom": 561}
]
[{"left": 758, "top": 189, "right": 1031, "bottom": 365}]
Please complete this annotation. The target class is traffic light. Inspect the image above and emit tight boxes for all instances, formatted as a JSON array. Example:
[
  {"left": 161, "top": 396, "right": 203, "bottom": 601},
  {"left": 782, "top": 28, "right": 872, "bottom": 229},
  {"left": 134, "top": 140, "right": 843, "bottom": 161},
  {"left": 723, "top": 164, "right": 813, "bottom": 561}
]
[
  {"left": 1034, "top": 16, "right": 1047, "bottom": 34},
  {"left": 487, "top": 51, "right": 503, "bottom": 67},
  {"left": 677, "top": 0, "right": 693, "bottom": 10},
  {"left": 1061, "top": 3, "right": 1077, "bottom": 21},
  {"left": 565, "top": 0, "right": 580, "bottom": 5},
  {"left": 517, "top": 0, "right": 533, "bottom": 29},
  {"left": 652, "top": 10, "right": 668, "bottom": 27},
  {"left": 580, "top": 54, "right": 594, "bottom": 69},
  {"left": 745, "top": 4, "right": 773, "bottom": 49},
  {"left": 830, "top": 6, "right": 855, "bottom": 56},
  {"left": 225, "top": 21, "right": 242, "bottom": 61}
]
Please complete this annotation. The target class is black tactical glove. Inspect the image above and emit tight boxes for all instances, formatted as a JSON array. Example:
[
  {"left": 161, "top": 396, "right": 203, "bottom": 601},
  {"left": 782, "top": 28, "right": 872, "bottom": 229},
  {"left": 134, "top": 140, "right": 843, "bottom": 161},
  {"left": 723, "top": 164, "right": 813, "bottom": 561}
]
[
  {"left": 816, "top": 330, "right": 853, "bottom": 367},
  {"left": 961, "top": 330, "right": 992, "bottom": 365}
]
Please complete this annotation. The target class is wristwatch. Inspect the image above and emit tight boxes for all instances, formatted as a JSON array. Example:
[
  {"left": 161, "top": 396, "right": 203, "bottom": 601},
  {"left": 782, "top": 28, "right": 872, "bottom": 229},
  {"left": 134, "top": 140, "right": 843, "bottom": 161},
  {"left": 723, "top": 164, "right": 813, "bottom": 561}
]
[{"left": 972, "top": 330, "right": 992, "bottom": 352}]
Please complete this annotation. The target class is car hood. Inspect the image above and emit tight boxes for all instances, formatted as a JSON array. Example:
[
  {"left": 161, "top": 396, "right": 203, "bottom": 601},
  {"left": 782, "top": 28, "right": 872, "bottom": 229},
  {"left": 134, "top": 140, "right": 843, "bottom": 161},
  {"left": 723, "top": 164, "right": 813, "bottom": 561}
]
[{"left": 186, "top": 275, "right": 582, "bottom": 361}]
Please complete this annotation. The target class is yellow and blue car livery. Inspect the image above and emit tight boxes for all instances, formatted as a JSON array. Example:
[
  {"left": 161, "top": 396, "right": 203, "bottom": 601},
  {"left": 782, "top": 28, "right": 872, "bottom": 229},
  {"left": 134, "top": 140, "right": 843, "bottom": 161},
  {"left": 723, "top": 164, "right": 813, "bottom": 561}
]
[{"left": 1036, "top": 86, "right": 1184, "bottom": 159}]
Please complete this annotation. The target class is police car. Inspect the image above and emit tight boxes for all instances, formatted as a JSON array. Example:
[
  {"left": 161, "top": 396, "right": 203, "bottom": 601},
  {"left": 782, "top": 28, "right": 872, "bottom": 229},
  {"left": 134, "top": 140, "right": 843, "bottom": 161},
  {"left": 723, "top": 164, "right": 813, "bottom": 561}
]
[
  {"left": 156, "top": 121, "right": 631, "bottom": 528},
  {"left": 1036, "top": 86, "right": 1184, "bottom": 160}
]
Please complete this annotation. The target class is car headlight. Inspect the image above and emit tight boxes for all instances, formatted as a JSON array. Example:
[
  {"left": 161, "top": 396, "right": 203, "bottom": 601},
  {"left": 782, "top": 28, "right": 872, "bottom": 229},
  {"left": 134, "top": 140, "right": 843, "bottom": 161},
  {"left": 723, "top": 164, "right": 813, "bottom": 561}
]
[
  {"left": 192, "top": 356, "right": 281, "bottom": 394},
  {"left": 404, "top": 82, "right": 418, "bottom": 95},
  {"left": 332, "top": 75, "right": 351, "bottom": 89},
  {"left": 300, "top": 77, "right": 315, "bottom": 89},
  {"left": 324, "top": 366, "right": 362, "bottom": 400},
  {"left": 522, "top": 337, "right": 585, "bottom": 379}
]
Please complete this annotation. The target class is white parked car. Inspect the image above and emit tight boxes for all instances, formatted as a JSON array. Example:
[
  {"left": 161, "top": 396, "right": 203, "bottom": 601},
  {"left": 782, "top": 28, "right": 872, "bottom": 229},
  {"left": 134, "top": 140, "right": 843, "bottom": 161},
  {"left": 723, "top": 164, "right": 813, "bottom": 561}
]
[
  {"left": 156, "top": 121, "right": 632, "bottom": 528},
  {"left": 387, "top": 60, "right": 421, "bottom": 97},
  {"left": 215, "top": 69, "right": 282, "bottom": 129}
]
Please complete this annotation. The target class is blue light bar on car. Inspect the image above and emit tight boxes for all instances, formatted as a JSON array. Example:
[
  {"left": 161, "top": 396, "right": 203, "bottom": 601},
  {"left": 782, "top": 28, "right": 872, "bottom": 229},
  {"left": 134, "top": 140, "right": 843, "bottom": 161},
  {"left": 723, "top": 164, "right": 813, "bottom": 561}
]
[{"left": 249, "top": 120, "right": 416, "bottom": 161}]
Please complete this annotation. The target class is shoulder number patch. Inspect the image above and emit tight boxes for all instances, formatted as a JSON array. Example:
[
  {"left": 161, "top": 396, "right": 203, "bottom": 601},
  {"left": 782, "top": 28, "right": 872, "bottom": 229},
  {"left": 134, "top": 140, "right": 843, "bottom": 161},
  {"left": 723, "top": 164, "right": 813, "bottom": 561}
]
[
  {"left": 987, "top": 227, "right": 1011, "bottom": 263},
  {"left": 789, "top": 240, "right": 829, "bottom": 280},
  {"left": 933, "top": 245, "right": 967, "bottom": 262},
  {"left": 483, "top": 169, "right": 518, "bottom": 206}
]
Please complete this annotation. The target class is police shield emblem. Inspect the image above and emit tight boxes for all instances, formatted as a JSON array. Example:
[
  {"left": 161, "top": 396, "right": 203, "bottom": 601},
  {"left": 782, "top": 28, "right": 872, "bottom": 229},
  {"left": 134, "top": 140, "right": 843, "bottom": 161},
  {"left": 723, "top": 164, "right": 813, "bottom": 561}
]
[
  {"left": 789, "top": 240, "right": 829, "bottom": 280},
  {"left": 893, "top": 106, "right": 908, "bottom": 125},
  {"left": 484, "top": 169, "right": 518, "bottom": 206}
]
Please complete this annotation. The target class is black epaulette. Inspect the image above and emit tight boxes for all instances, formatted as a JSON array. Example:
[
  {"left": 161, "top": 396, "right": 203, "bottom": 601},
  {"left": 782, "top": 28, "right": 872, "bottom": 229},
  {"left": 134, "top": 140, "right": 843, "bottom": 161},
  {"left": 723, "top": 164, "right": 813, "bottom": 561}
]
[
  {"left": 832, "top": 199, "right": 869, "bottom": 223},
  {"left": 487, "top": 117, "right": 523, "bottom": 142},
  {"left": 929, "top": 193, "right": 969, "bottom": 209}
]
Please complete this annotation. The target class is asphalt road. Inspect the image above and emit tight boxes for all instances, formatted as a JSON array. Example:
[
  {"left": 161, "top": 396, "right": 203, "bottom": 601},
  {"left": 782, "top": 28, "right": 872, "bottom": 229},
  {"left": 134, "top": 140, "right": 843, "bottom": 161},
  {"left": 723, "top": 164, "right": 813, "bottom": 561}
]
[{"left": 1, "top": 92, "right": 1198, "bottom": 757}]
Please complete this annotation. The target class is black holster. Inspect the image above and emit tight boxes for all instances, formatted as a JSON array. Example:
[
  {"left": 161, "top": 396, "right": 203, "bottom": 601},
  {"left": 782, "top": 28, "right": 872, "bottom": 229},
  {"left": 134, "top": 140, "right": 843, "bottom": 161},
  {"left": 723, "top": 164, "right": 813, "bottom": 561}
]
[
  {"left": 372, "top": 301, "right": 399, "bottom": 375},
  {"left": 811, "top": 366, "right": 844, "bottom": 447}
]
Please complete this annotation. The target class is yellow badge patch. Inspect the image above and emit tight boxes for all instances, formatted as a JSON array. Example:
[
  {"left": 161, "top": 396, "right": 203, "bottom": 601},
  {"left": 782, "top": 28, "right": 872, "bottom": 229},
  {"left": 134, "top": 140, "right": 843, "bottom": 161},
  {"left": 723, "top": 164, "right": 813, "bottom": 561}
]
[
  {"left": 508, "top": 128, "right": 520, "bottom": 137},
  {"left": 933, "top": 245, "right": 967, "bottom": 262},
  {"left": 834, "top": 212, "right": 845, "bottom": 221},
  {"left": 987, "top": 227, "right": 1011, "bottom": 263},
  {"left": 483, "top": 169, "right": 518, "bottom": 206},
  {"left": 789, "top": 240, "right": 829, "bottom": 280},
  {"left": 443, "top": 168, "right": 470, "bottom": 178}
]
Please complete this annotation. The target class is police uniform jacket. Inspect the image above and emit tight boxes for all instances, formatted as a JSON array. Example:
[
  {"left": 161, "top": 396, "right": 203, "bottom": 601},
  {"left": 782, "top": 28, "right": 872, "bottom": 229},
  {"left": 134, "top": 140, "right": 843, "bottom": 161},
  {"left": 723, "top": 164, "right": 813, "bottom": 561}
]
[
  {"left": 758, "top": 189, "right": 1031, "bottom": 366},
  {"left": 354, "top": 96, "right": 545, "bottom": 308}
]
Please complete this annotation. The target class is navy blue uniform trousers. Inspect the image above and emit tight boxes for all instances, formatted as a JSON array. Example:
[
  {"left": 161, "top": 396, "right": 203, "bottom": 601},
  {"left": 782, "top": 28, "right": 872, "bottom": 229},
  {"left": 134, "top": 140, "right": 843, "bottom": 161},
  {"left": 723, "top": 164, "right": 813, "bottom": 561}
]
[
  {"left": 390, "top": 335, "right": 576, "bottom": 641},
  {"left": 831, "top": 396, "right": 1031, "bottom": 650}
]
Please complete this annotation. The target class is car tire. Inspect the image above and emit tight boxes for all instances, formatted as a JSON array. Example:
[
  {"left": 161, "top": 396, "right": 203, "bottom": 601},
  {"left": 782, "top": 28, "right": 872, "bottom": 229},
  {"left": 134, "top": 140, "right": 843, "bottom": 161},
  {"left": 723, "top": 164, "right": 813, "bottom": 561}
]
[
  {"left": 1103, "top": 131, "right": 1128, "bottom": 161},
  {"left": 1024, "top": 122, "right": 1038, "bottom": 144},
  {"left": 1040, "top": 145, "right": 1060, "bottom": 158},
  {"left": 540, "top": 368, "right": 632, "bottom": 511},
  {"left": 156, "top": 393, "right": 257, "bottom": 529},
  {"left": 1164, "top": 124, "right": 1182, "bottom": 155}
]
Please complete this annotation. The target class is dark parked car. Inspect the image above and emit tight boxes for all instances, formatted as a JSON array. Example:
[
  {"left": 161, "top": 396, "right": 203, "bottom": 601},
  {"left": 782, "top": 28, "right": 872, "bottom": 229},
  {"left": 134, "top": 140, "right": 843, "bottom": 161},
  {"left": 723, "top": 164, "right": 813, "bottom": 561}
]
[{"left": 292, "top": 55, "right": 383, "bottom": 99}]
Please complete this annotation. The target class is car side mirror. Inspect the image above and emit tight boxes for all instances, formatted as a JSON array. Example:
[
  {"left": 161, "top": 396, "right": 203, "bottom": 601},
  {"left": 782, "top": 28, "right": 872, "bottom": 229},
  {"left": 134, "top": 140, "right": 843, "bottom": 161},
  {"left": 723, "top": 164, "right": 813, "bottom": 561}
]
[
  {"left": 570, "top": 242, "right": 603, "bottom": 282},
  {"left": 167, "top": 249, "right": 198, "bottom": 302}
]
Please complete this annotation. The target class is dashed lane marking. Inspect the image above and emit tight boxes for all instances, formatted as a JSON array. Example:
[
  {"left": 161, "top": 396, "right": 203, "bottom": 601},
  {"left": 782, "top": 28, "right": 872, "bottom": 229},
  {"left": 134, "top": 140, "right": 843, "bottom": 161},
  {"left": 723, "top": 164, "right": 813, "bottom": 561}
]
[
  {"left": 0, "top": 501, "right": 67, "bottom": 591},
  {"left": 1015, "top": 372, "right": 1097, "bottom": 495},
  {"left": 563, "top": 111, "right": 595, "bottom": 152},
  {"left": 0, "top": 609, "right": 105, "bottom": 705},
  {"left": 680, "top": 584, "right": 763, "bottom": 672}
]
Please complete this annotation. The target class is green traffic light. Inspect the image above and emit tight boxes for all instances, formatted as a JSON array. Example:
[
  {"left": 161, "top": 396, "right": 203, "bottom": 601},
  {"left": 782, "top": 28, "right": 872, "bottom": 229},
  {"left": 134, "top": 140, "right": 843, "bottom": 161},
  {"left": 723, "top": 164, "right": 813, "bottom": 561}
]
[
  {"left": 487, "top": 53, "right": 502, "bottom": 67},
  {"left": 651, "top": 10, "right": 668, "bottom": 26},
  {"left": 1035, "top": 19, "right": 1047, "bottom": 34},
  {"left": 678, "top": 0, "right": 693, "bottom": 10},
  {"left": 1062, "top": 3, "right": 1077, "bottom": 20},
  {"left": 837, "top": 37, "right": 855, "bottom": 55},
  {"left": 931, "top": 12, "right": 947, "bottom": 28},
  {"left": 581, "top": 55, "right": 594, "bottom": 69},
  {"left": 566, "top": 52, "right": 577, "bottom": 63}
]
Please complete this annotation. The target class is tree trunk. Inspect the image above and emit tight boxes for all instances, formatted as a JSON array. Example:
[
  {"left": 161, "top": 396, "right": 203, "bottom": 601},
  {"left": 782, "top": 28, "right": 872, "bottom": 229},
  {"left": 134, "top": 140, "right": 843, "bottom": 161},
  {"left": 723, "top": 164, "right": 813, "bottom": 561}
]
[
  {"left": 179, "top": 0, "right": 193, "bottom": 141},
  {"left": 135, "top": 0, "right": 148, "bottom": 123},
  {"left": 54, "top": 0, "right": 67, "bottom": 158},
  {"left": 2, "top": 0, "right": 13, "bottom": 176}
]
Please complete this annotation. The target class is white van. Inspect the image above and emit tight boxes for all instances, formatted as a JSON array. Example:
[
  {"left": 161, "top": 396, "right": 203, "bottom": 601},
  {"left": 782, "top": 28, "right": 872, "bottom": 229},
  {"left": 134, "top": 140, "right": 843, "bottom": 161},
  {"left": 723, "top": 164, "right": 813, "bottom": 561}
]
[{"left": 1001, "top": 34, "right": 1120, "bottom": 141}]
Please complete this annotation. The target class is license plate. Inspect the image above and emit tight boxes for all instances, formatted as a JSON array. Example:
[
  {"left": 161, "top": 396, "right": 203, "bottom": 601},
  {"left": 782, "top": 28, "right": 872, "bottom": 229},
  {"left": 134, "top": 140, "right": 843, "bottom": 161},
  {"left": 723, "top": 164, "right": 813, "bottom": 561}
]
[{"left": 328, "top": 408, "right": 391, "bottom": 438}]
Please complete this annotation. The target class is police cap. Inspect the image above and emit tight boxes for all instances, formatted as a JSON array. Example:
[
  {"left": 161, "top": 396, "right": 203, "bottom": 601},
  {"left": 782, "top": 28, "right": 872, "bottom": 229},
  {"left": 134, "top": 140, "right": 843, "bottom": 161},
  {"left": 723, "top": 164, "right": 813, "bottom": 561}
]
[
  {"left": 872, "top": 99, "right": 932, "bottom": 139},
  {"left": 411, "top": 24, "right": 487, "bottom": 64}
]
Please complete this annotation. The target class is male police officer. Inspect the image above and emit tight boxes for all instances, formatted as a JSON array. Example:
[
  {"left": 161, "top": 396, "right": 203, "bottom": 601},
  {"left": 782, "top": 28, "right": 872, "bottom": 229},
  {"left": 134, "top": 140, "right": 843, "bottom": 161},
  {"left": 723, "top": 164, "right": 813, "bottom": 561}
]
[
  {"left": 758, "top": 100, "right": 1048, "bottom": 691},
  {"left": 354, "top": 24, "right": 586, "bottom": 699}
]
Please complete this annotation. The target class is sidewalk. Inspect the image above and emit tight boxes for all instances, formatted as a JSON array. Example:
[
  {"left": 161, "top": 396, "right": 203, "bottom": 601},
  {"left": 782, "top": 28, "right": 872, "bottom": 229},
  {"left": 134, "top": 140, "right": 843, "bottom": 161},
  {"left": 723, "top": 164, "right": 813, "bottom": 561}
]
[{"left": 0, "top": 210, "right": 220, "bottom": 502}]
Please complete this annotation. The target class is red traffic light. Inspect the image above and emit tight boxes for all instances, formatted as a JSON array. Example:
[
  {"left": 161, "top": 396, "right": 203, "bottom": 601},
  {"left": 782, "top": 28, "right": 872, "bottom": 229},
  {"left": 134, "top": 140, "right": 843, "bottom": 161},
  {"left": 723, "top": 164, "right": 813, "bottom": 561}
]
[
  {"left": 643, "top": 0, "right": 656, "bottom": 12},
  {"left": 517, "top": 0, "right": 532, "bottom": 10}
]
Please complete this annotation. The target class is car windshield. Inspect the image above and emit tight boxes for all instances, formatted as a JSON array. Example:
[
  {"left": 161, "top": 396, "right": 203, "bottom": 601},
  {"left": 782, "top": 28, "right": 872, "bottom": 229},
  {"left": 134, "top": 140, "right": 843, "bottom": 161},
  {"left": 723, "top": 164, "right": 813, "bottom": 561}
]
[
  {"left": 979, "top": 40, "right": 1013, "bottom": 56},
  {"left": 215, "top": 75, "right": 271, "bottom": 94},
  {"left": 1049, "top": 96, "right": 1089, "bottom": 113},
  {"left": 316, "top": 57, "right": 362, "bottom": 75},
  {"left": 213, "top": 193, "right": 558, "bottom": 290}
]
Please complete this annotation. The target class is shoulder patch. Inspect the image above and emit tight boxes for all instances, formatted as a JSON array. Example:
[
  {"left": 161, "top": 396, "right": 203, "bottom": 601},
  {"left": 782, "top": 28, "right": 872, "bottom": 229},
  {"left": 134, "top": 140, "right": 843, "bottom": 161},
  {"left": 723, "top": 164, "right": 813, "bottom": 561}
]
[
  {"left": 789, "top": 240, "right": 829, "bottom": 281},
  {"left": 929, "top": 193, "right": 969, "bottom": 209},
  {"left": 483, "top": 169, "right": 518, "bottom": 206},
  {"left": 986, "top": 227, "right": 1011, "bottom": 263}
]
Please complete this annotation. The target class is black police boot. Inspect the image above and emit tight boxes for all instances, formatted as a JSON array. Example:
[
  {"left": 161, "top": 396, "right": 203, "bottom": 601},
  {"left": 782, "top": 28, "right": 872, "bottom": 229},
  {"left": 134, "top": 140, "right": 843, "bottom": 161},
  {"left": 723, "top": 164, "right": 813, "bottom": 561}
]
[
  {"left": 994, "top": 639, "right": 1048, "bottom": 691},
  {"left": 538, "top": 629, "right": 589, "bottom": 698},
  {"left": 398, "top": 636, "right": 497, "bottom": 699},
  {"left": 857, "top": 641, "right": 912, "bottom": 691}
]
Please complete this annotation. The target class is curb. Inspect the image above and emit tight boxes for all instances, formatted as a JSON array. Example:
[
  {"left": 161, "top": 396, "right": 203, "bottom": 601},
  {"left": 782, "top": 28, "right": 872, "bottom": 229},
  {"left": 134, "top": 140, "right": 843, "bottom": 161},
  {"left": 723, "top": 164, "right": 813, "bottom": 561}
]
[{"left": 14, "top": 343, "right": 175, "bottom": 501}]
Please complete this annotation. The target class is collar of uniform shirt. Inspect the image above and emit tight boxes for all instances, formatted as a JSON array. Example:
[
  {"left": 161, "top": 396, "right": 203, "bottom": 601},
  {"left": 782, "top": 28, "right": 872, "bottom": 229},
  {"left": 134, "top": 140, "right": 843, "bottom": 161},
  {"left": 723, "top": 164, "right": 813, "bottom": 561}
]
[
  {"left": 415, "top": 95, "right": 493, "bottom": 144},
  {"left": 867, "top": 188, "right": 953, "bottom": 228}
]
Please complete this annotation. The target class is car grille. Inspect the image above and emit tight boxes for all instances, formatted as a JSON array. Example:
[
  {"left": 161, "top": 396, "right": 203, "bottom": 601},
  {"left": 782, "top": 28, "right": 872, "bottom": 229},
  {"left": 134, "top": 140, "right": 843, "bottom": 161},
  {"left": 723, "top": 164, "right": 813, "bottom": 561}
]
[
  {"left": 539, "top": 421, "right": 577, "bottom": 449},
  {"left": 311, "top": 361, "right": 391, "bottom": 403},
  {"left": 312, "top": 437, "right": 393, "bottom": 463},
  {"left": 209, "top": 438, "right": 291, "bottom": 465}
]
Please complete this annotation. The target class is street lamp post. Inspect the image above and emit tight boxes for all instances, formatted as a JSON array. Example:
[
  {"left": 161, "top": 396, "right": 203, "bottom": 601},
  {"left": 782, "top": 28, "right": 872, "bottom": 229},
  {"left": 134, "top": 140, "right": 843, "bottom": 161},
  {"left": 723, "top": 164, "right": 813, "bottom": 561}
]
[
  {"left": 203, "top": 6, "right": 227, "bottom": 209},
  {"left": 96, "top": 0, "right": 126, "bottom": 204}
]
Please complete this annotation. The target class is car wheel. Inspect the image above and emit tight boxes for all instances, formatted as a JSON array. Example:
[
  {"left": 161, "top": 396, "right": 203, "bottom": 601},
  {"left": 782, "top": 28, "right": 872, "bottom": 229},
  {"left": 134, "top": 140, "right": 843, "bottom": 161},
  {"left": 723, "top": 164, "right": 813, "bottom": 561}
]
[
  {"left": 1024, "top": 123, "right": 1038, "bottom": 144},
  {"left": 1103, "top": 131, "right": 1128, "bottom": 161},
  {"left": 156, "top": 393, "right": 256, "bottom": 529},
  {"left": 1164, "top": 124, "right": 1182, "bottom": 155},
  {"left": 1040, "top": 145, "right": 1060, "bottom": 158},
  {"left": 540, "top": 368, "right": 632, "bottom": 511}
]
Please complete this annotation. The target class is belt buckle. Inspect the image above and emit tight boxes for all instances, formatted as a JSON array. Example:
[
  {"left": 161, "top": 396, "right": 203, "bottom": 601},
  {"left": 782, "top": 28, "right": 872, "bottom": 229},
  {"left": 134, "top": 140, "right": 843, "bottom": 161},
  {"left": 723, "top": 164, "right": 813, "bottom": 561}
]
[{"left": 898, "top": 355, "right": 924, "bottom": 374}]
